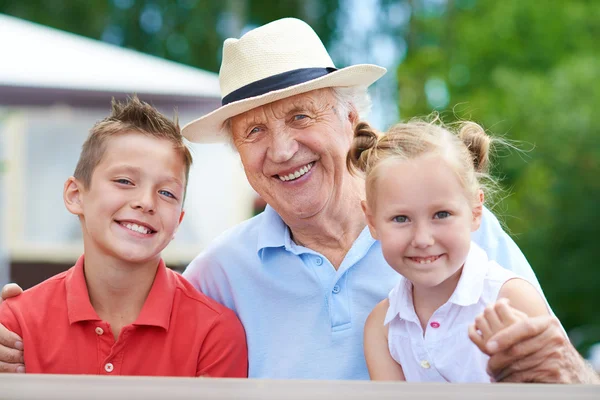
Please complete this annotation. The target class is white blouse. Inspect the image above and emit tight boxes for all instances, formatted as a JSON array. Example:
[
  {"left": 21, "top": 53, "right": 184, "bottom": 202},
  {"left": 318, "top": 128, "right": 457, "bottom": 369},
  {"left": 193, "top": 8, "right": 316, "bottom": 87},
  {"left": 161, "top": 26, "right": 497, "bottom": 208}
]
[{"left": 384, "top": 242, "right": 518, "bottom": 382}]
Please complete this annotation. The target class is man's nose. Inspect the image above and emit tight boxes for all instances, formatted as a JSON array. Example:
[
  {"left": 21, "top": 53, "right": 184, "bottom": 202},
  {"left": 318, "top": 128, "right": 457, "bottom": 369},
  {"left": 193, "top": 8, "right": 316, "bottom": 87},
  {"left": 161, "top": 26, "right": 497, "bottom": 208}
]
[{"left": 267, "top": 129, "right": 298, "bottom": 163}]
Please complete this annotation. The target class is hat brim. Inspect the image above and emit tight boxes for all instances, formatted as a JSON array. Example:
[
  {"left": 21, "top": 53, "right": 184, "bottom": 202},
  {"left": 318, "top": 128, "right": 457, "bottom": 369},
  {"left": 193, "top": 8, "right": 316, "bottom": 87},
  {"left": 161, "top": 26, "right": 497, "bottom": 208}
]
[{"left": 182, "top": 64, "right": 386, "bottom": 143}]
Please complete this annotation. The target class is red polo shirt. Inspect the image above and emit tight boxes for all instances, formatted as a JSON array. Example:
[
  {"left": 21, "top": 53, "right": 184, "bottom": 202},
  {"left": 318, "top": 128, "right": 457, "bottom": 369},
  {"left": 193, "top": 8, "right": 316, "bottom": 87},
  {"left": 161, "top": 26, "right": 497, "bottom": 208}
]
[{"left": 0, "top": 256, "right": 248, "bottom": 377}]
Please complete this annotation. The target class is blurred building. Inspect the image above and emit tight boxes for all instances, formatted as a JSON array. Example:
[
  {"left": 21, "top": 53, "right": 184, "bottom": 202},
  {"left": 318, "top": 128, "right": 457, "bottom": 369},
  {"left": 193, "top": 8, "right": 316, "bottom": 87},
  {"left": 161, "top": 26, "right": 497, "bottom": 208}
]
[{"left": 0, "top": 14, "right": 254, "bottom": 288}]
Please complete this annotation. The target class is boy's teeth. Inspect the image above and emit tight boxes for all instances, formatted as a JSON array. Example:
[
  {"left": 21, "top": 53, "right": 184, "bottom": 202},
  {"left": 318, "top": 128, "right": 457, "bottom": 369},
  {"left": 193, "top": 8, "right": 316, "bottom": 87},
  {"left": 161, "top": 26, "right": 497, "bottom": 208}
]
[
  {"left": 279, "top": 162, "right": 313, "bottom": 181},
  {"left": 124, "top": 223, "right": 151, "bottom": 234}
]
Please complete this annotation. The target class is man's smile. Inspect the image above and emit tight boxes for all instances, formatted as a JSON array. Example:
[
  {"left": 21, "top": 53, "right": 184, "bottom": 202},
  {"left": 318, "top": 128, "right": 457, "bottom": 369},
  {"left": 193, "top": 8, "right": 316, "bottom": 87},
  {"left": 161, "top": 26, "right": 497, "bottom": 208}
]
[{"left": 277, "top": 162, "right": 314, "bottom": 182}]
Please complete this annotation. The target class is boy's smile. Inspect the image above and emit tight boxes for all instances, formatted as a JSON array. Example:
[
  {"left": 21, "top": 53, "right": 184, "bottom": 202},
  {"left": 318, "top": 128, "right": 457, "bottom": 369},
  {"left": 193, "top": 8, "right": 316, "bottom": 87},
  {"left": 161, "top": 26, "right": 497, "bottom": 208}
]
[{"left": 116, "top": 220, "right": 157, "bottom": 235}]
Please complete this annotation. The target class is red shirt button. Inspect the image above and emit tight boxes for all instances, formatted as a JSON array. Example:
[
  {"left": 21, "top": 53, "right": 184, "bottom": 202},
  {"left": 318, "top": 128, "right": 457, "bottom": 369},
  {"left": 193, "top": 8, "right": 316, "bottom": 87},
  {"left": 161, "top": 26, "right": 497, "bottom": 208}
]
[{"left": 430, "top": 321, "right": 440, "bottom": 328}]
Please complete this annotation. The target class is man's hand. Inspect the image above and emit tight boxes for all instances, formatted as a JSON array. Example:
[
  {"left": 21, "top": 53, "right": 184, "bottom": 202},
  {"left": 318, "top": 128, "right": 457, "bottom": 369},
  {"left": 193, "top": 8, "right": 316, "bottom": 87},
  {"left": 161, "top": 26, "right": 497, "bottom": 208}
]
[
  {"left": 0, "top": 283, "right": 25, "bottom": 373},
  {"left": 1, "top": 284, "right": 23, "bottom": 302},
  {"left": 483, "top": 314, "right": 599, "bottom": 384}
]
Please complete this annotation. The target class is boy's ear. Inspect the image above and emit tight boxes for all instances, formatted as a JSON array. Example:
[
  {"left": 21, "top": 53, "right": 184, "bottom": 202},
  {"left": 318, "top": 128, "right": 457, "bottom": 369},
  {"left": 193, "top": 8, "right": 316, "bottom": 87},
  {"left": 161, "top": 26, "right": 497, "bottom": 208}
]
[
  {"left": 172, "top": 210, "right": 185, "bottom": 241},
  {"left": 361, "top": 200, "right": 378, "bottom": 240},
  {"left": 63, "top": 177, "right": 84, "bottom": 216},
  {"left": 471, "top": 190, "right": 484, "bottom": 232}
]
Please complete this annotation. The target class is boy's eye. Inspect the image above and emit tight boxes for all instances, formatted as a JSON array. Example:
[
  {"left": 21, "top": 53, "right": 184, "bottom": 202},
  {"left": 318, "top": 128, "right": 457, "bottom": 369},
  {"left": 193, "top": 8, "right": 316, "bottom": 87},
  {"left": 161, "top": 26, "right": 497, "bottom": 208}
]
[
  {"left": 393, "top": 215, "right": 409, "bottom": 223},
  {"left": 434, "top": 211, "right": 451, "bottom": 219},
  {"left": 159, "top": 190, "right": 176, "bottom": 199},
  {"left": 115, "top": 178, "right": 132, "bottom": 185}
]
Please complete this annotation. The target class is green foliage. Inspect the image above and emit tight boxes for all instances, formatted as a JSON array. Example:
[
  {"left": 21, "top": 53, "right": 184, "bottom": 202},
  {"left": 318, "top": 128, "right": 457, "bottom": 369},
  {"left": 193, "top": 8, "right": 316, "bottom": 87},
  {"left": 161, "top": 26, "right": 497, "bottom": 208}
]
[{"left": 399, "top": 0, "right": 600, "bottom": 353}]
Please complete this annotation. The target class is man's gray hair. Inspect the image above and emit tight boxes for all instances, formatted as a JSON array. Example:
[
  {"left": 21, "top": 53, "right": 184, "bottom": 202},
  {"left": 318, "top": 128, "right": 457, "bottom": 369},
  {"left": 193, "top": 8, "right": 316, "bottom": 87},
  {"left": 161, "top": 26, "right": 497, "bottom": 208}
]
[
  {"left": 331, "top": 86, "right": 372, "bottom": 121},
  {"left": 223, "top": 86, "right": 373, "bottom": 148}
]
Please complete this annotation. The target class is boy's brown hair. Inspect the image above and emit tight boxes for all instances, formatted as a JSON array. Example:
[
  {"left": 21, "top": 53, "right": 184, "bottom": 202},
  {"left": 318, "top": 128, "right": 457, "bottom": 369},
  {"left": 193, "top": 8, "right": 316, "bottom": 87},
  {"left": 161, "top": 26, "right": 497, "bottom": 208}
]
[{"left": 74, "top": 95, "right": 193, "bottom": 194}]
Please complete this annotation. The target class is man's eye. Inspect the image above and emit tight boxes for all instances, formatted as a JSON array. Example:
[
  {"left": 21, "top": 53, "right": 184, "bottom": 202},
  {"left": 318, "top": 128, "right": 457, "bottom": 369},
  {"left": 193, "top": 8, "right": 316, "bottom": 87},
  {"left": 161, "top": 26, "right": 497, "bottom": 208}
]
[
  {"left": 393, "top": 215, "right": 408, "bottom": 223},
  {"left": 293, "top": 114, "right": 308, "bottom": 121},
  {"left": 434, "top": 211, "right": 451, "bottom": 219},
  {"left": 249, "top": 126, "right": 260, "bottom": 135}
]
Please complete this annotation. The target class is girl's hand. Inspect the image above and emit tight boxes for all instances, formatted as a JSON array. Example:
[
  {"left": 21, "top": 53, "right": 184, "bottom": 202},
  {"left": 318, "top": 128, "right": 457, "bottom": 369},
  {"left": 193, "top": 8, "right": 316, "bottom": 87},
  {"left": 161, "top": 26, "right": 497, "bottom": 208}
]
[{"left": 468, "top": 298, "right": 527, "bottom": 354}]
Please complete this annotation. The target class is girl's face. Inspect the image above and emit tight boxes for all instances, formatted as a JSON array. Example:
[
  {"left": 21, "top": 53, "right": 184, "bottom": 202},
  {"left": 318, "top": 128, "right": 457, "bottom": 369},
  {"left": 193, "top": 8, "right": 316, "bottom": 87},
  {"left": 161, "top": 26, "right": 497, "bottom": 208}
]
[{"left": 363, "top": 154, "right": 483, "bottom": 290}]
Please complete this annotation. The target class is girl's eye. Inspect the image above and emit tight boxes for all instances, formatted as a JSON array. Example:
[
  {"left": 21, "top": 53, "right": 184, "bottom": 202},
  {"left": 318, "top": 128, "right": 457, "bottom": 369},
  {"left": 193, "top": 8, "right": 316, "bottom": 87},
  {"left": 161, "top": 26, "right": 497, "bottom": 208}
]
[
  {"left": 434, "top": 211, "right": 451, "bottom": 219},
  {"left": 115, "top": 178, "right": 132, "bottom": 185},
  {"left": 159, "top": 190, "right": 176, "bottom": 199},
  {"left": 393, "top": 215, "right": 409, "bottom": 223}
]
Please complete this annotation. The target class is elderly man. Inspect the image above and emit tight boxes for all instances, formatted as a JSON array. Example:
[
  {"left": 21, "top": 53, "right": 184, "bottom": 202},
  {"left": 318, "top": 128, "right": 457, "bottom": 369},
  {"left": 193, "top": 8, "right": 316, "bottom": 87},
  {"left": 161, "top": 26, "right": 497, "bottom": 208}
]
[{"left": 0, "top": 18, "right": 597, "bottom": 383}]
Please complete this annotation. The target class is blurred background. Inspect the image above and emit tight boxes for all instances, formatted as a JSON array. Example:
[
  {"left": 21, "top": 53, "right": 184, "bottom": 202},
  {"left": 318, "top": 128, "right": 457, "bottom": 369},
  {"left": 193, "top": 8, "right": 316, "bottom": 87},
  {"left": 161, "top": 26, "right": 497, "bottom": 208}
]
[{"left": 0, "top": 0, "right": 598, "bottom": 367}]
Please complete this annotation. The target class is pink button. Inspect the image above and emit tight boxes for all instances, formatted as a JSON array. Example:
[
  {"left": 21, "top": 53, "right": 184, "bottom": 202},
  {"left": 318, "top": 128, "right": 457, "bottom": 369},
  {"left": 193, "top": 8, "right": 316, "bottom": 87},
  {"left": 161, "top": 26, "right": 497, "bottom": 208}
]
[{"left": 430, "top": 321, "right": 440, "bottom": 328}]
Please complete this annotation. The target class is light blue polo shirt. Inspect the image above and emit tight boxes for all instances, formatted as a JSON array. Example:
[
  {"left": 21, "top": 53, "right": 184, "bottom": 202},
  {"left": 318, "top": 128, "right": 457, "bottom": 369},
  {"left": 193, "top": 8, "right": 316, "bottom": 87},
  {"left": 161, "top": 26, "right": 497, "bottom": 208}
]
[{"left": 183, "top": 205, "right": 546, "bottom": 379}]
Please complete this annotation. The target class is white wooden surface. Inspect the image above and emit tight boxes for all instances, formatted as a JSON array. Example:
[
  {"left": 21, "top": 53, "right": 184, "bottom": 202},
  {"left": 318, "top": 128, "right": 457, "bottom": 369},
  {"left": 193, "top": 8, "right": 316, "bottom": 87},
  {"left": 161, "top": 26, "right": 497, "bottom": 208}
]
[{"left": 0, "top": 374, "right": 598, "bottom": 400}]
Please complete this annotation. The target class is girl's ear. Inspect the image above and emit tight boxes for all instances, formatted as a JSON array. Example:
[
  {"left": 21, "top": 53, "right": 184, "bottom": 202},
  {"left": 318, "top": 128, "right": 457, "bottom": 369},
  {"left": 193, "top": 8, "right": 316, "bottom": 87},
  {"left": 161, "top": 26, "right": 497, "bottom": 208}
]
[
  {"left": 63, "top": 177, "right": 84, "bottom": 216},
  {"left": 471, "top": 190, "right": 484, "bottom": 231},
  {"left": 361, "top": 200, "right": 379, "bottom": 240}
]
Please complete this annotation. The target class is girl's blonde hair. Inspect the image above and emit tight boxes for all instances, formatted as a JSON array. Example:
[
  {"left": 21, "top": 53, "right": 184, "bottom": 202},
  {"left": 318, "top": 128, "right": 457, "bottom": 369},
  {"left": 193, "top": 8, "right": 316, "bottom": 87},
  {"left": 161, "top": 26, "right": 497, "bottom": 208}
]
[{"left": 347, "top": 117, "right": 499, "bottom": 209}]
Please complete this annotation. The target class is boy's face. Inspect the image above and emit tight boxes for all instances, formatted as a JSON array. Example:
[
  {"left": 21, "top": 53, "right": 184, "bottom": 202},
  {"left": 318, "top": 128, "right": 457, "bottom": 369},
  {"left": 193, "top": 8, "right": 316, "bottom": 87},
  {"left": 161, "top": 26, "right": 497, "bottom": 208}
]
[{"left": 64, "top": 132, "right": 186, "bottom": 265}]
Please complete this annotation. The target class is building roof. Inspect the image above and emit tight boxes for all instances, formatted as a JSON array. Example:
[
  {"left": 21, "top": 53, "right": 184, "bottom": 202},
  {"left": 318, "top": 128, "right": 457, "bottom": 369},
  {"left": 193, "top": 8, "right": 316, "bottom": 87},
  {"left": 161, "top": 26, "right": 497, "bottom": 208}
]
[{"left": 0, "top": 14, "right": 221, "bottom": 107}]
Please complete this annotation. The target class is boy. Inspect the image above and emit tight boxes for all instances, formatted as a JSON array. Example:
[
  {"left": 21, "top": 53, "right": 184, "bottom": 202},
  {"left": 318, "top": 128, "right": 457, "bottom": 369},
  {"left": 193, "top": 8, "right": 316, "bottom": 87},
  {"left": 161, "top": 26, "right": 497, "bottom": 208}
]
[{"left": 0, "top": 96, "right": 248, "bottom": 377}]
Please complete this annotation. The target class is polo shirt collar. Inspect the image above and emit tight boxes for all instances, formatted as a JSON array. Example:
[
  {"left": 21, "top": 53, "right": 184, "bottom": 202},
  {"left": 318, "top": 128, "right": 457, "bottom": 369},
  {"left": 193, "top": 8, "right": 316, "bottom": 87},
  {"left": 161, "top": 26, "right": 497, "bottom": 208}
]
[
  {"left": 66, "top": 256, "right": 175, "bottom": 330},
  {"left": 133, "top": 259, "right": 175, "bottom": 330},
  {"left": 257, "top": 205, "right": 314, "bottom": 257},
  {"left": 256, "top": 205, "right": 288, "bottom": 256},
  {"left": 448, "top": 242, "right": 488, "bottom": 307},
  {"left": 256, "top": 205, "right": 379, "bottom": 262},
  {"left": 66, "top": 255, "right": 101, "bottom": 324},
  {"left": 384, "top": 276, "right": 420, "bottom": 326}
]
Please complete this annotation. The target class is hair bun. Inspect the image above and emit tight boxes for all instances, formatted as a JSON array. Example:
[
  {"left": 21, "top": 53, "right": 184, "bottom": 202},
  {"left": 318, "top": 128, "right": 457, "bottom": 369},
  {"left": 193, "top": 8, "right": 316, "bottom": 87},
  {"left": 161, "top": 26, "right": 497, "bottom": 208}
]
[
  {"left": 458, "top": 122, "right": 491, "bottom": 173},
  {"left": 347, "top": 122, "right": 379, "bottom": 173}
]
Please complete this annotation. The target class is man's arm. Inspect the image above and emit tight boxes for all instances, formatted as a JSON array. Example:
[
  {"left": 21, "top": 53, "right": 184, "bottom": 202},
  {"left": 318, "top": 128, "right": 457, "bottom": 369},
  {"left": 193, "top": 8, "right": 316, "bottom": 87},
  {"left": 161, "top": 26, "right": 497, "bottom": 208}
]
[
  {"left": 472, "top": 207, "right": 543, "bottom": 291},
  {"left": 0, "top": 284, "right": 25, "bottom": 373},
  {"left": 471, "top": 300, "right": 599, "bottom": 384},
  {"left": 196, "top": 309, "right": 248, "bottom": 378}
]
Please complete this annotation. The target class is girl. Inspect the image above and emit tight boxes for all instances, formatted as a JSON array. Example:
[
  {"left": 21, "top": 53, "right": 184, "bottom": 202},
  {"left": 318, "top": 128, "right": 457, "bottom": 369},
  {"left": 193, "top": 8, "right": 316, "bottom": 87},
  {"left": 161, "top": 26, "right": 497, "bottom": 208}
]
[{"left": 349, "top": 119, "right": 549, "bottom": 382}]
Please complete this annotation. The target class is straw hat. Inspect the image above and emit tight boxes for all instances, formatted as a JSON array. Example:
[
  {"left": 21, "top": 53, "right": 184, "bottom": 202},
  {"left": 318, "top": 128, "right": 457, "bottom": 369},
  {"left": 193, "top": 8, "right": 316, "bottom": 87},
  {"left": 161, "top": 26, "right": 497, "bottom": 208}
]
[{"left": 182, "top": 17, "right": 386, "bottom": 143}]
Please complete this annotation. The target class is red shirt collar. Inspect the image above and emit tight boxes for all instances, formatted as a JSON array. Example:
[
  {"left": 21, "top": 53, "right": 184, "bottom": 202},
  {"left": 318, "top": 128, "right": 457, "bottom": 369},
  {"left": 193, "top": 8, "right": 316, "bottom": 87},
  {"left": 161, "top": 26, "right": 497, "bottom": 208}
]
[{"left": 65, "top": 255, "right": 176, "bottom": 330}]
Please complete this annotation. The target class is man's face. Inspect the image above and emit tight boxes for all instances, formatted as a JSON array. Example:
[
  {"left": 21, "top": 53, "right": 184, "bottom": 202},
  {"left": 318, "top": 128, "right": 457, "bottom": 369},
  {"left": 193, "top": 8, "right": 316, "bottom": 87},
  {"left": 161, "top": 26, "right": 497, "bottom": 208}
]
[{"left": 230, "top": 89, "right": 356, "bottom": 223}]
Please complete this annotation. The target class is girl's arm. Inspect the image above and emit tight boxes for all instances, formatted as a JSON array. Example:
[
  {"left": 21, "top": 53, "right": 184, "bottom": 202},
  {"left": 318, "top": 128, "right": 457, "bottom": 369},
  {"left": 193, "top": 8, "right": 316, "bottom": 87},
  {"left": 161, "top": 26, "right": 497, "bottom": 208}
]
[
  {"left": 364, "top": 299, "right": 405, "bottom": 381},
  {"left": 498, "top": 278, "right": 549, "bottom": 318}
]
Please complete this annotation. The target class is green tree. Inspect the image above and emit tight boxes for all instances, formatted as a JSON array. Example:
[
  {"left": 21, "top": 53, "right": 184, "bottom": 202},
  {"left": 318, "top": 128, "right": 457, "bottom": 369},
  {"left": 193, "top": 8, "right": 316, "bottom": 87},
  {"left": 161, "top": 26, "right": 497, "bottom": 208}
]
[
  {"left": 0, "top": 0, "right": 339, "bottom": 73},
  {"left": 398, "top": 0, "right": 600, "bottom": 353}
]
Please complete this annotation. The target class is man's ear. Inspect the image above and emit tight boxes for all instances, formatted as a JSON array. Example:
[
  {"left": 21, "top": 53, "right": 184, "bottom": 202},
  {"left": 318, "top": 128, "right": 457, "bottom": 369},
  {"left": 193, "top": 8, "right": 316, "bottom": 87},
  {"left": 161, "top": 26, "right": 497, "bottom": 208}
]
[
  {"left": 471, "top": 190, "right": 484, "bottom": 232},
  {"left": 361, "top": 200, "right": 379, "bottom": 240},
  {"left": 348, "top": 107, "right": 359, "bottom": 126},
  {"left": 63, "top": 177, "right": 84, "bottom": 216}
]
